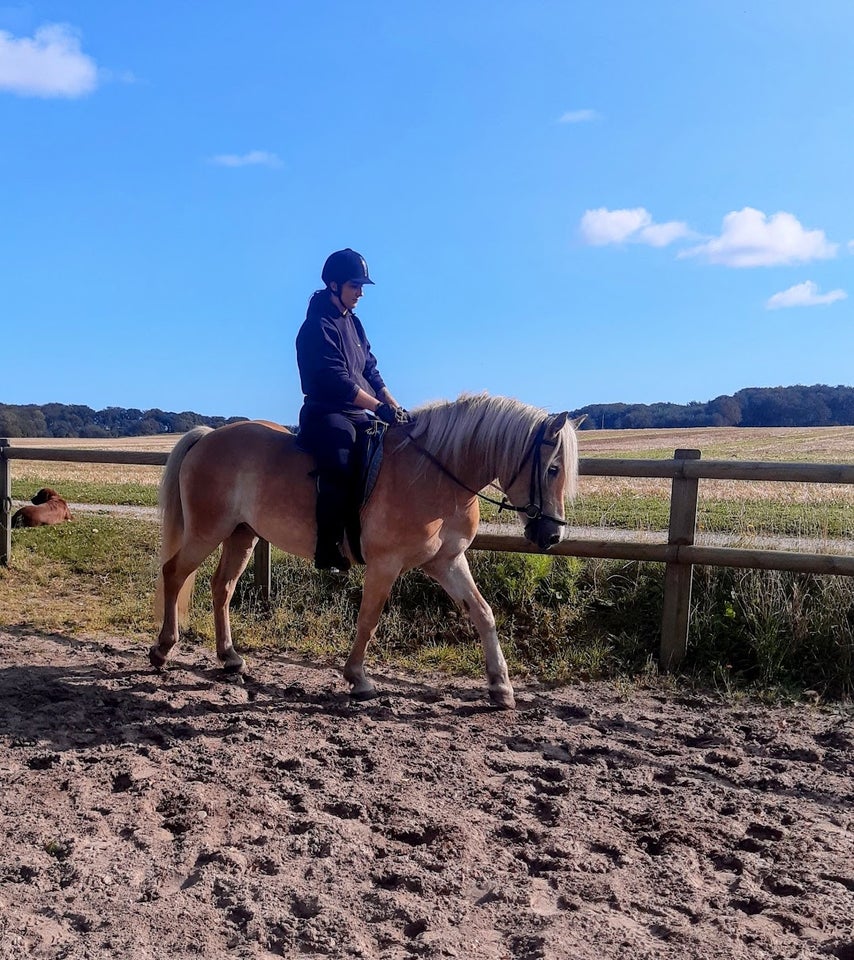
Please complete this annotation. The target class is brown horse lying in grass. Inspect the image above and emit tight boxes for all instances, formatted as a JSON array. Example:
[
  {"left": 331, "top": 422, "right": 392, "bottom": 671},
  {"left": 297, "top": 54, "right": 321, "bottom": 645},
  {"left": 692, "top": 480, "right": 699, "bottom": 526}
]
[
  {"left": 12, "top": 488, "right": 73, "bottom": 527},
  {"left": 150, "top": 393, "right": 579, "bottom": 708}
]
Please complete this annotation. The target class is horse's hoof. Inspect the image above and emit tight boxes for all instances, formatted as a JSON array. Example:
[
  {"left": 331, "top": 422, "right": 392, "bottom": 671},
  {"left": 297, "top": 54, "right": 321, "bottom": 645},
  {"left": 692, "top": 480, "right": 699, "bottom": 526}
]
[
  {"left": 489, "top": 688, "right": 516, "bottom": 710},
  {"left": 350, "top": 685, "right": 378, "bottom": 702},
  {"left": 221, "top": 656, "right": 246, "bottom": 675},
  {"left": 149, "top": 645, "right": 168, "bottom": 669}
]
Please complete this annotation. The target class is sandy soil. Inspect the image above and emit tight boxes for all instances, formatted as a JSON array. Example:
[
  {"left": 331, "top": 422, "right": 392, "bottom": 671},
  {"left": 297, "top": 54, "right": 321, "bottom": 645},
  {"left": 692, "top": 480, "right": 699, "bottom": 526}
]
[{"left": 1, "top": 629, "right": 852, "bottom": 960}]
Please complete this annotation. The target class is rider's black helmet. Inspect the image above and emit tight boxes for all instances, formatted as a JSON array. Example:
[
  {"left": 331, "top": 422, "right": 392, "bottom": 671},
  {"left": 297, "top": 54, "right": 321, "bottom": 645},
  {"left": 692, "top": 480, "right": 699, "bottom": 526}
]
[{"left": 321, "top": 248, "right": 375, "bottom": 287}]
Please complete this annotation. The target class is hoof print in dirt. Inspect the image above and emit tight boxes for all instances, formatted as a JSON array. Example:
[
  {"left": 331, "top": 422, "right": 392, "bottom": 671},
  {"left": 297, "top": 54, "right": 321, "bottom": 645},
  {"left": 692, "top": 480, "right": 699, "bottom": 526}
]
[
  {"left": 455, "top": 703, "right": 494, "bottom": 718},
  {"left": 323, "top": 800, "right": 363, "bottom": 821},
  {"left": 26, "top": 753, "right": 60, "bottom": 770}
]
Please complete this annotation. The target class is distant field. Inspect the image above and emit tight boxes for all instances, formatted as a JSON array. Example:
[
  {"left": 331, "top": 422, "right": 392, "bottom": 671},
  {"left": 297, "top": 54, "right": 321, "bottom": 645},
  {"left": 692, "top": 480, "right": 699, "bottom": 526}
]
[
  {"left": 7, "top": 427, "right": 854, "bottom": 536},
  {"left": 8, "top": 434, "right": 178, "bottom": 487},
  {"left": 575, "top": 426, "right": 854, "bottom": 517},
  {"left": 577, "top": 424, "right": 854, "bottom": 462}
]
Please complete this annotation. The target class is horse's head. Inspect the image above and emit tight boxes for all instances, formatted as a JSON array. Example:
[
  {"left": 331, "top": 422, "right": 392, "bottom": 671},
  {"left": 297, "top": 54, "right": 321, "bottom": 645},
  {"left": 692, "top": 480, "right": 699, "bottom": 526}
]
[{"left": 501, "top": 411, "right": 578, "bottom": 552}]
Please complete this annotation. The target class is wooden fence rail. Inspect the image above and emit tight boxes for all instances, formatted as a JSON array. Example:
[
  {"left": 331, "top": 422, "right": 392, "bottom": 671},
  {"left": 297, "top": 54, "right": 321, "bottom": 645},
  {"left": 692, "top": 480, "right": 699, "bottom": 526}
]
[{"left": 2, "top": 439, "right": 853, "bottom": 670}]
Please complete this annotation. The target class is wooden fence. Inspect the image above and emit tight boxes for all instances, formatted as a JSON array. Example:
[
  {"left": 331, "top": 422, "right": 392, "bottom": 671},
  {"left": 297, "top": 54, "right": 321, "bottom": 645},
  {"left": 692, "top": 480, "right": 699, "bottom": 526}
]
[{"left": 3, "top": 438, "right": 854, "bottom": 670}]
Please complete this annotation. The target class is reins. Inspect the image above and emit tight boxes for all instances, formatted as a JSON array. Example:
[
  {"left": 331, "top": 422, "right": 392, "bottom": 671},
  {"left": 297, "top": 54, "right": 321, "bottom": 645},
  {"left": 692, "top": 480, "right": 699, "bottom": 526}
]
[{"left": 404, "top": 420, "right": 568, "bottom": 527}]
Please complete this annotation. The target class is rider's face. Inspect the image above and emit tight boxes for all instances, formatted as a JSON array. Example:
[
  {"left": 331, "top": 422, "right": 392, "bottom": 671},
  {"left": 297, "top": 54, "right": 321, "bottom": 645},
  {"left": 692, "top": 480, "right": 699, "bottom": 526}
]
[{"left": 336, "top": 281, "right": 364, "bottom": 311}]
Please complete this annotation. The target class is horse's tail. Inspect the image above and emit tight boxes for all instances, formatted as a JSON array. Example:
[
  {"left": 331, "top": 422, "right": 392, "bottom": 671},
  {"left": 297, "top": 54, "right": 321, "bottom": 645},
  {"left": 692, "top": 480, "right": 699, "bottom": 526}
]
[{"left": 156, "top": 426, "right": 213, "bottom": 623}]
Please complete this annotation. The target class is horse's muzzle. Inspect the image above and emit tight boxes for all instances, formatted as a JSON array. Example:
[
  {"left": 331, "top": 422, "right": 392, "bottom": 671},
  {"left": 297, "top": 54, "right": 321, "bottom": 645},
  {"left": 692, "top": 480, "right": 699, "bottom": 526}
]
[{"left": 525, "top": 518, "right": 563, "bottom": 552}]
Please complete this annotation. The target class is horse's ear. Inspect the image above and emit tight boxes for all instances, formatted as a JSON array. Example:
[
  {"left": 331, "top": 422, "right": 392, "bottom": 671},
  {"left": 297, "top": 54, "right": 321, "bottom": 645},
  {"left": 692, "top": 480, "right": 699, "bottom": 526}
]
[
  {"left": 548, "top": 411, "right": 569, "bottom": 436},
  {"left": 571, "top": 414, "right": 587, "bottom": 430}
]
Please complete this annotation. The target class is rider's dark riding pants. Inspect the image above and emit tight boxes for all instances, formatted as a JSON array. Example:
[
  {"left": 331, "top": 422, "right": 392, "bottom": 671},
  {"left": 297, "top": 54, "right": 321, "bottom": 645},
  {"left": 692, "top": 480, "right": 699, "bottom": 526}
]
[
  {"left": 298, "top": 410, "right": 362, "bottom": 478},
  {"left": 297, "top": 409, "right": 367, "bottom": 562}
]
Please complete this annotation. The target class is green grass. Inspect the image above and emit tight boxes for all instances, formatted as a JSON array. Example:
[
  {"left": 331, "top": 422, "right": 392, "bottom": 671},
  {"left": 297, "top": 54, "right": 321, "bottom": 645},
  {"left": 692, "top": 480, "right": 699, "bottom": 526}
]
[
  {"left": 3, "top": 515, "right": 852, "bottom": 700},
  {"left": 1, "top": 516, "right": 163, "bottom": 634},
  {"left": 11, "top": 478, "right": 158, "bottom": 507},
  {"left": 698, "top": 498, "right": 854, "bottom": 539},
  {"left": 481, "top": 490, "right": 854, "bottom": 538}
]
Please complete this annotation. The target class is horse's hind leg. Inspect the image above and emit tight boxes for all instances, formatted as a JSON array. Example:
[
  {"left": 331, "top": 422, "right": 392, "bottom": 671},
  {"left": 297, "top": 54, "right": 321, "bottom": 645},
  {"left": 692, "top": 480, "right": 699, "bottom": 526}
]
[
  {"left": 423, "top": 552, "right": 515, "bottom": 709},
  {"left": 209, "top": 524, "right": 258, "bottom": 674},
  {"left": 343, "top": 562, "right": 399, "bottom": 700},
  {"left": 150, "top": 537, "right": 220, "bottom": 669}
]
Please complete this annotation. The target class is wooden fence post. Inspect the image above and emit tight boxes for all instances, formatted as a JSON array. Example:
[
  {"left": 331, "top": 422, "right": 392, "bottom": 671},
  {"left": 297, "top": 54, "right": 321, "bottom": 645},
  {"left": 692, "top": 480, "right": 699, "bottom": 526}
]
[
  {"left": 1, "top": 440, "right": 11, "bottom": 567},
  {"left": 253, "top": 538, "right": 271, "bottom": 606},
  {"left": 660, "top": 448, "right": 701, "bottom": 671}
]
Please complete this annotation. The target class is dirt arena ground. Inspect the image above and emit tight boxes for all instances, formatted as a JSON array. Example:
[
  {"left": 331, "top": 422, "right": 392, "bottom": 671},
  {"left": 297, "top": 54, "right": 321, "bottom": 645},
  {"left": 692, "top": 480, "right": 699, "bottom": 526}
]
[{"left": 0, "top": 628, "right": 852, "bottom": 960}]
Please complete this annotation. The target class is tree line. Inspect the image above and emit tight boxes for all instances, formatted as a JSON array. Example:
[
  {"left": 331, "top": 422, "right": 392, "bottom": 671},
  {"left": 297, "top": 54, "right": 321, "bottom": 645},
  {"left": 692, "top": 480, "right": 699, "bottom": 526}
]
[
  {"left": 570, "top": 384, "right": 854, "bottom": 430},
  {"left": 0, "top": 403, "right": 246, "bottom": 438},
  {"left": 2, "top": 384, "right": 854, "bottom": 437}
]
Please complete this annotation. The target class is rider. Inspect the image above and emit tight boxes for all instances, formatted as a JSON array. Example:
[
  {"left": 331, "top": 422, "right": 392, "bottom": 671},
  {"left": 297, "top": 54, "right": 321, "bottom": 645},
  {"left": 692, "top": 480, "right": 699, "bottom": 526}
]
[{"left": 296, "top": 248, "right": 412, "bottom": 573}]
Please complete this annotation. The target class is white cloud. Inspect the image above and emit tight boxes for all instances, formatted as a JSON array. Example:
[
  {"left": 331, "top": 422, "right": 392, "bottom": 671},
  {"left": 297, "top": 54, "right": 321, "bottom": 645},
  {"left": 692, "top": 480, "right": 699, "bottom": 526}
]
[
  {"left": 637, "top": 221, "right": 692, "bottom": 247},
  {"left": 580, "top": 207, "right": 650, "bottom": 244},
  {"left": 558, "top": 109, "right": 598, "bottom": 124},
  {"left": 0, "top": 23, "right": 97, "bottom": 97},
  {"left": 765, "top": 281, "right": 847, "bottom": 310},
  {"left": 209, "top": 150, "right": 282, "bottom": 169},
  {"left": 682, "top": 207, "right": 837, "bottom": 267},
  {"left": 579, "top": 207, "right": 690, "bottom": 247}
]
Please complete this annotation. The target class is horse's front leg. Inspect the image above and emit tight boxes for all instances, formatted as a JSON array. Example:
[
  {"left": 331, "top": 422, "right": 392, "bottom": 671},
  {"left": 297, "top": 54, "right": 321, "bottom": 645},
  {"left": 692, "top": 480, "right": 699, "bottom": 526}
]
[
  {"left": 423, "top": 552, "right": 515, "bottom": 709},
  {"left": 343, "top": 563, "right": 399, "bottom": 700}
]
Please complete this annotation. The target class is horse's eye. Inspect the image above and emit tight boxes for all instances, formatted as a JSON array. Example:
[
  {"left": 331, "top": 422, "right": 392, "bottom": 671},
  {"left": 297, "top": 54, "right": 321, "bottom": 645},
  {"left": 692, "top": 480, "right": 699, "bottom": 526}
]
[{"left": 547, "top": 464, "right": 560, "bottom": 478}]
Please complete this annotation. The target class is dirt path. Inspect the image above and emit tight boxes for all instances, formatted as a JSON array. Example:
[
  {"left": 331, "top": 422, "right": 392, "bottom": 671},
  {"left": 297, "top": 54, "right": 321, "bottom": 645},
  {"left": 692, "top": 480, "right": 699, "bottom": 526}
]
[{"left": 0, "top": 628, "right": 852, "bottom": 960}]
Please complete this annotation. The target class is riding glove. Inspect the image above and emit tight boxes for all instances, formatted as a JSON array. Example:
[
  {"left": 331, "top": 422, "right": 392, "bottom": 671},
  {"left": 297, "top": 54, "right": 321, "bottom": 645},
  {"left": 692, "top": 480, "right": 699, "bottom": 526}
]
[{"left": 375, "top": 403, "right": 414, "bottom": 425}]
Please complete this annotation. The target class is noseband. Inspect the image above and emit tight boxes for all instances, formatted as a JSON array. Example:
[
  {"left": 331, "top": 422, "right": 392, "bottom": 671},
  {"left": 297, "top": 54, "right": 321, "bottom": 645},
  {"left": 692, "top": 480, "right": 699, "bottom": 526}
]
[{"left": 407, "top": 420, "right": 568, "bottom": 527}]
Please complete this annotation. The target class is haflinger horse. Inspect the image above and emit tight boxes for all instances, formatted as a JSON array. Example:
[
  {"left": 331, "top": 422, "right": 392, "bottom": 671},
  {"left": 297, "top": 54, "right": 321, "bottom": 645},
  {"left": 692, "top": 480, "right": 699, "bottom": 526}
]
[{"left": 150, "top": 393, "right": 578, "bottom": 709}]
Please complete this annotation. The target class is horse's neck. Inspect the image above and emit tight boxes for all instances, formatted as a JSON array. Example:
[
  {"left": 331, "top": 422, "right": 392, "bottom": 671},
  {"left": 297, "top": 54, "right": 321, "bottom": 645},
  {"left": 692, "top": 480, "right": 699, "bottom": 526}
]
[
  {"left": 434, "top": 426, "right": 505, "bottom": 494},
  {"left": 456, "top": 458, "right": 500, "bottom": 495}
]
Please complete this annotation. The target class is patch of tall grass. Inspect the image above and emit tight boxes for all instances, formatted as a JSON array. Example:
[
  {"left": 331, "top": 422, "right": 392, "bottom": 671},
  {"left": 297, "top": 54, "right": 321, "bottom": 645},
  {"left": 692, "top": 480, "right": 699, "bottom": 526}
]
[{"left": 2, "top": 517, "right": 852, "bottom": 699}]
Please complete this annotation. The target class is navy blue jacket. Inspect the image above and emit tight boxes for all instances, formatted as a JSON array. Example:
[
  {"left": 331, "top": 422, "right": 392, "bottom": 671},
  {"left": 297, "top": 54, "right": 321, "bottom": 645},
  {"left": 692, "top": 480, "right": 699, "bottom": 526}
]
[{"left": 296, "top": 289, "right": 387, "bottom": 417}]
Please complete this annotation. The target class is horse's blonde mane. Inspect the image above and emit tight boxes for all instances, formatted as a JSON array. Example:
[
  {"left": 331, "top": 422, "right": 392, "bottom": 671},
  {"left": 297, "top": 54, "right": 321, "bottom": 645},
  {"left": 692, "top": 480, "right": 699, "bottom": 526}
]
[{"left": 403, "top": 392, "right": 577, "bottom": 495}]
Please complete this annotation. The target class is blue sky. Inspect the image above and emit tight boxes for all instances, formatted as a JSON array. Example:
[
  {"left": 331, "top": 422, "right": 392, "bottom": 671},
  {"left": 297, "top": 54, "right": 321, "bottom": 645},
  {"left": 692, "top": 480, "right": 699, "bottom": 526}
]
[{"left": 2, "top": 1, "right": 852, "bottom": 422}]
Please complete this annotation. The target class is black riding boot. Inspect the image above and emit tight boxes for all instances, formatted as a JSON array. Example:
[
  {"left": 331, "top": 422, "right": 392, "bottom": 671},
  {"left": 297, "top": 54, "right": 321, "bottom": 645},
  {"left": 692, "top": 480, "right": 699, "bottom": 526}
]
[{"left": 314, "top": 474, "right": 351, "bottom": 573}]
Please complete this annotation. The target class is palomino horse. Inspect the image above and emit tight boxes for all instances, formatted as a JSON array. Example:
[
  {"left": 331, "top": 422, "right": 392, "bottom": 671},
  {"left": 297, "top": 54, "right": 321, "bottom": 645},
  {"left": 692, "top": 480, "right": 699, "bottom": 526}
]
[{"left": 150, "top": 393, "right": 578, "bottom": 708}]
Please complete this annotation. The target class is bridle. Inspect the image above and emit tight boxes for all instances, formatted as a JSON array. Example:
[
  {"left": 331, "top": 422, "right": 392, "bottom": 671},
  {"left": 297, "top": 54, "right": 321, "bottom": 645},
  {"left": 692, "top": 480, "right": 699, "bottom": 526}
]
[{"left": 405, "top": 419, "right": 568, "bottom": 527}]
